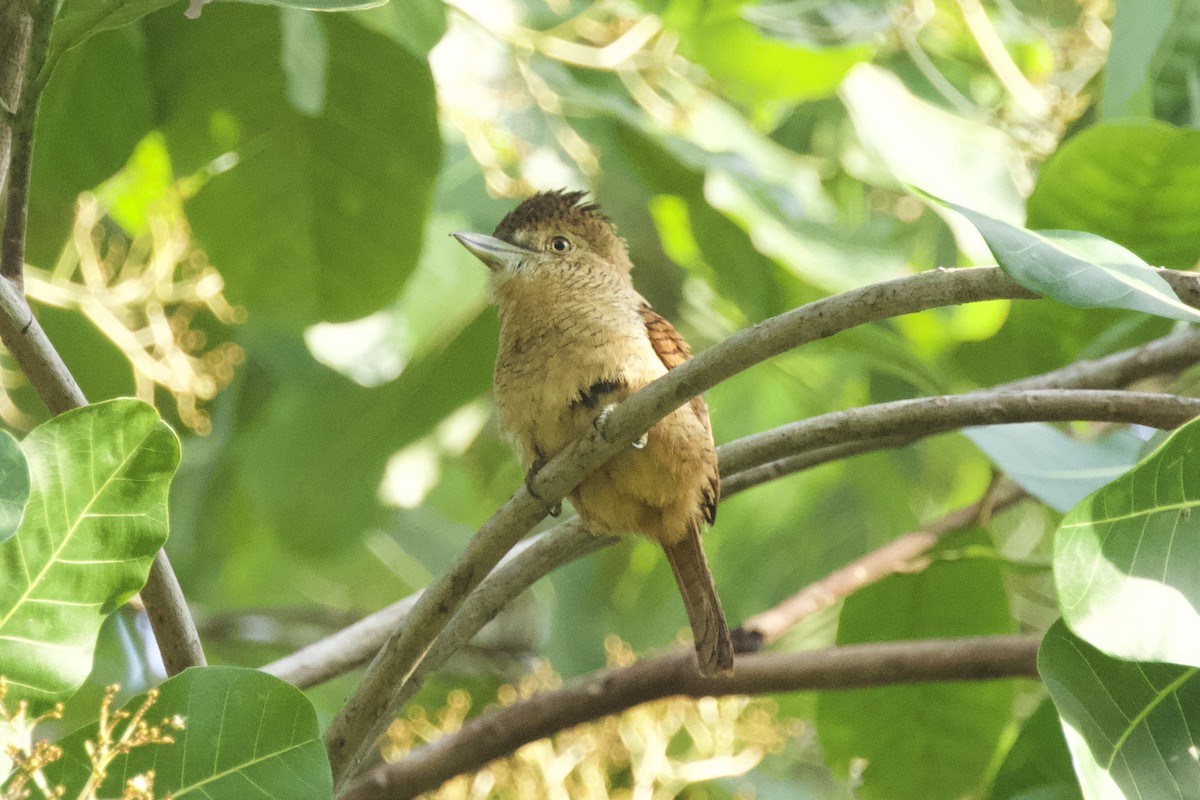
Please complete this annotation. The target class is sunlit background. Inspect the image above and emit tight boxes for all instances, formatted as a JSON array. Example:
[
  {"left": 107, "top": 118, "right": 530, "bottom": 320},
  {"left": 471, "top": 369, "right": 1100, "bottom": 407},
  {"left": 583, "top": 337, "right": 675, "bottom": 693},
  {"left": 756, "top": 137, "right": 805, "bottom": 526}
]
[{"left": 16, "top": 0, "right": 1195, "bottom": 795}]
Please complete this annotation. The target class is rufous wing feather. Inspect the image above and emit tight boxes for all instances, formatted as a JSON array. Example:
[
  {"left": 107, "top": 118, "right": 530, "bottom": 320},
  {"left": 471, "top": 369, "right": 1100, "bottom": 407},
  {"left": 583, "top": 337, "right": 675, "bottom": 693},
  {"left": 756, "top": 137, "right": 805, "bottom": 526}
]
[{"left": 639, "top": 301, "right": 731, "bottom": 675}]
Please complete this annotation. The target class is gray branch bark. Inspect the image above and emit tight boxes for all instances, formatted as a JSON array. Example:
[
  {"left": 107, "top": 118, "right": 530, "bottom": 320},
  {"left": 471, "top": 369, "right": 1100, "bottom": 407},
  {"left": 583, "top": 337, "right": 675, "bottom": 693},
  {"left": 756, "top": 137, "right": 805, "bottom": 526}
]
[
  {"left": 718, "top": 389, "right": 1200, "bottom": 476},
  {"left": 324, "top": 268, "right": 1200, "bottom": 785},
  {"left": 339, "top": 634, "right": 1042, "bottom": 800}
]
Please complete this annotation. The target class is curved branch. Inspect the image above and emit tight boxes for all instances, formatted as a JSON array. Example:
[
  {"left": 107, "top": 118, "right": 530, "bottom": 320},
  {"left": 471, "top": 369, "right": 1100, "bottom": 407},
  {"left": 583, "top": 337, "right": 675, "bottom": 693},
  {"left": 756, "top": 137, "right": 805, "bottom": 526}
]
[
  {"left": 282, "top": 326, "right": 1200, "bottom": 692},
  {"left": 718, "top": 390, "right": 1200, "bottom": 476},
  {"left": 264, "top": 521, "right": 614, "bottom": 689},
  {"left": 724, "top": 327, "right": 1200, "bottom": 494},
  {"left": 339, "top": 634, "right": 1042, "bottom": 800},
  {"left": 324, "top": 267, "right": 1200, "bottom": 782},
  {"left": 323, "top": 267, "right": 1042, "bottom": 781}
]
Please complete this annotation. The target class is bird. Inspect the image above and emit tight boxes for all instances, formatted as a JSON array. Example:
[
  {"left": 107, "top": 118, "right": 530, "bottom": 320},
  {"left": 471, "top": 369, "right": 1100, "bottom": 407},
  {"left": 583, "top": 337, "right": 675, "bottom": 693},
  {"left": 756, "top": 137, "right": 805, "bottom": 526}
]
[{"left": 453, "top": 189, "right": 734, "bottom": 676}]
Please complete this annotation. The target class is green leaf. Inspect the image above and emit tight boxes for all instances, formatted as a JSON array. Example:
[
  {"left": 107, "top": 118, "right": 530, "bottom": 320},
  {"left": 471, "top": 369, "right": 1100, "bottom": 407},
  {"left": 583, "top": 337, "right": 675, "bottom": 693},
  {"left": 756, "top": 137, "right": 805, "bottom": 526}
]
[
  {"left": 987, "top": 699, "right": 1082, "bottom": 800},
  {"left": 1027, "top": 122, "right": 1200, "bottom": 269},
  {"left": 949, "top": 203, "right": 1200, "bottom": 324},
  {"left": 843, "top": 65, "right": 1029, "bottom": 227},
  {"left": 1100, "top": 0, "right": 1200, "bottom": 124},
  {"left": 964, "top": 424, "right": 1143, "bottom": 513},
  {"left": 351, "top": 0, "right": 448, "bottom": 56},
  {"left": 0, "top": 432, "right": 29, "bottom": 545},
  {"left": 43, "top": 667, "right": 332, "bottom": 799},
  {"left": 1055, "top": 416, "right": 1200, "bottom": 667},
  {"left": 50, "top": 0, "right": 182, "bottom": 62},
  {"left": 234, "top": 310, "right": 495, "bottom": 555},
  {"left": 145, "top": 4, "right": 441, "bottom": 328},
  {"left": 663, "top": 0, "right": 871, "bottom": 106},
  {"left": 818, "top": 530, "right": 1016, "bottom": 800},
  {"left": 28, "top": 25, "right": 156, "bottom": 269},
  {"left": 0, "top": 400, "right": 180, "bottom": 707},
  {"left": 1039, "top": 620, "right": 1200, "bottom": 799},
  {"left": 50, "top": 0, "right": 385, "bottom": 63}
]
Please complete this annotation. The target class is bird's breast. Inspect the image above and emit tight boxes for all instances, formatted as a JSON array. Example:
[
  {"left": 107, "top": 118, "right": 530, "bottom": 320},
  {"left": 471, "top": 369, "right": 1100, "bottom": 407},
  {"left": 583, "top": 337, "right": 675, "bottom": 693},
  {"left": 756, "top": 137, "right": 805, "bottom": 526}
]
[{"left": 492, "top": 293, "right": 665, "bottom": 459}]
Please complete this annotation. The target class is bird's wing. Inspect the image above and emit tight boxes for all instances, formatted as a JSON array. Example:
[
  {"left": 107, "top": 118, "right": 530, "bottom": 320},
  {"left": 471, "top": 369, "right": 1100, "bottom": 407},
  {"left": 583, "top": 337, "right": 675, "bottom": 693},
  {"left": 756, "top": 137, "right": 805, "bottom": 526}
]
[{"left": 638, "top": 301, "right": 719, "bottom": 524}]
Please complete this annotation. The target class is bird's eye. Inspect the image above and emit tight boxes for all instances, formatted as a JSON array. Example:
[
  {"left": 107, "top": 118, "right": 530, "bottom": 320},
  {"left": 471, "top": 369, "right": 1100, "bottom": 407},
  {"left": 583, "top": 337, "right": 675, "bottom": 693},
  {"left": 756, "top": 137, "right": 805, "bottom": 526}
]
[{"left": 551, "top": 236, "right": 571, "bottom": 253}]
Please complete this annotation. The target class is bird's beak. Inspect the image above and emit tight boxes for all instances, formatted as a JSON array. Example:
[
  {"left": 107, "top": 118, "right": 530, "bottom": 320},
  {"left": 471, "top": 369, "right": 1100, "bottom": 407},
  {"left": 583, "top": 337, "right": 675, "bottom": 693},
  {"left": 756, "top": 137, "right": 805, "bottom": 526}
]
[{"left": 452, "top": 232, "right": 531, "bottom": 272}]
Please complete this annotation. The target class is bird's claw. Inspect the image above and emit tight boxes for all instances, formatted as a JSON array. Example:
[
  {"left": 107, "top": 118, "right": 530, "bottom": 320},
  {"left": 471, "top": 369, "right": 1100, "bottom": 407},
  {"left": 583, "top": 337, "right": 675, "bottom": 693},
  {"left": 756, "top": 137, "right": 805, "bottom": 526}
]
[
  {"left": 593, "top": 404, "right": 616, "bottom": 442},
  {"left": 524, "top": 460, "right": 561, "bottom": 517},
  {"left": 593, "top": 403, "right": 648, "bottom": 449}
]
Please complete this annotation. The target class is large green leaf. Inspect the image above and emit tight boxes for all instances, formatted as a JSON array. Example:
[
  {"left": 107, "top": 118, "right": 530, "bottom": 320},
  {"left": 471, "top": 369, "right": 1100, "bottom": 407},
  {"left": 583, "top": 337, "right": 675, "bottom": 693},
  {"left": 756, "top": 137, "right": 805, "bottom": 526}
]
[
  {"left": 818, "top": 530, "right": 1016, "bottom": 800},
  {"left": 1027, "top": 123, "right": 1200, "bottom": 269},
  {"left": 844, "top": 66, "right": 1029, "bottom": 228},
  {"left": 28, "top": 25, "right": 156, "bottom": 269},
  {"left": 0, "top": 400, "right": 179, "bottom": 707},
  {"left": 1100, "top": 0, "right": 1200, "bottom": 125},
  {"left": 44, "top": 667, "right": 332, "bottom": 799},
  {"left": 662, "top": 0, "right": 871, "bottom": 106},
  {"left": 1039, "top": 620, "right": 1200, "bottom": 799},
  {"left": 964, "top": 424, "right": 1143, "bottom": 513},
  {"left": 50, "top": 0, "right": 385, "bottom": 63},
  {"left": 950, "top": 203, "right": 1200, "bottom": 324},
  {"left": 987, "top": 699, "right": 1081, "bottom": 800},
  {"left": 0, "top": 432, "right": 29, "bottom": 545},
  {"left": 144, "top": 3, "right": 441, "bottom": 328},
  {"left": 1055, "top": 416, "right": 1200, "bottom": 667}
]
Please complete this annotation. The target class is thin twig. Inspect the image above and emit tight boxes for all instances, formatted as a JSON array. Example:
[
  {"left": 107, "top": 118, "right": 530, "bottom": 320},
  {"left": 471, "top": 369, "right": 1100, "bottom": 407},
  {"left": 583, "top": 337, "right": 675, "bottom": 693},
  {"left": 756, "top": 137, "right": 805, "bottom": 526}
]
[
  {"left": 735, "top": 482, "right": 1027, "bottom": 647},
  {"left": 339, "top": 634, "right": 1042, "bottom": 800},
  {"left": 323, "top": 267, "right": 1200, "bottom": 784},
  {"left": 141, "top": 553, "right": 207, "bottom": 674},
  {"left": 264, "top": 522, "right": 611, "bottom": 689},
  {"left": 957, "top": 0, "right": 1049, "bottom": 118},
  {"left": 0, "top": 0, "right": 54, "bottom": 288}
]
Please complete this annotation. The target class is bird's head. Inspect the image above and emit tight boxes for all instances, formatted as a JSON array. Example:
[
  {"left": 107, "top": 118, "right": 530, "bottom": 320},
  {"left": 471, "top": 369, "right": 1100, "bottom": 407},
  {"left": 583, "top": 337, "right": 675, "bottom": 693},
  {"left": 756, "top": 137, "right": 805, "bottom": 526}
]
[{"left": 452, "top": 190, "right": 633, "bottom": 289}]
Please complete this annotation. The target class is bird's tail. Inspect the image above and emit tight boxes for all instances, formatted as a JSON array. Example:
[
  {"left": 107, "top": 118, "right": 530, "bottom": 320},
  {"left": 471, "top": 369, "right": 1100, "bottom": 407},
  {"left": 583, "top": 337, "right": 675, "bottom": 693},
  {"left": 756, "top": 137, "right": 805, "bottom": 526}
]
[{"left": 663, "top": 528, "right": 734, "bottom": 676}]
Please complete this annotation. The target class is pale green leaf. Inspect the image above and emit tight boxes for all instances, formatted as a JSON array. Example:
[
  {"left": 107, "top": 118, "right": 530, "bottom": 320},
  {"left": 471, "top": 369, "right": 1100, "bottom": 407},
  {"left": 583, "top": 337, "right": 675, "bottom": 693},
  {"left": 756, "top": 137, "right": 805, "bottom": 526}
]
[
  {"left": 43, "top": 667, "right": 332, "bottom": 799},
  {"left": 964, "top": 424, "right": 1143, "bottom": 513},
  {"left": 1055, "top": 416, "right": 1200, "bottom": 667},
  {"left": 0, "top": 431, "right": 29, "bottom": 545},
  {"left": 0, "top": 400, "right": 179, "bottom": 707},
  {"left": 843, "top": 65, "right": 1029, "bottom": 227},
  {"left": 1027, "top": 122, "right": 1200, "bottom": 269},
  {"left": 949, "top": 203, "right": 1200, "bottom": 324},
  {"left": 818, "top": 530, "right": 1015, "bottom": 800},
  {"left": 1039, "top": 620, "right": 1200, "bottom": 800}
]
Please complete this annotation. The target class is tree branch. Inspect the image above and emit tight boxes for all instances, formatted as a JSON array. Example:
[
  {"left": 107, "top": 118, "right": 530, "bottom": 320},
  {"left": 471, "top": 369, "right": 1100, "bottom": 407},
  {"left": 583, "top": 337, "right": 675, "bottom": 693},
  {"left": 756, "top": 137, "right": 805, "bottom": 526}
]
[
  {"left": 0, "top": 1, "right": 206, "bottom": 675},
  {"left": 324, "top": 267, "right": 1200, "bottom": 784},
  {"left": 0, "top": 0, "right": 54, "bottom": 288},
  {"left": 322, "top": 266, "right": 1047, "bottom": 783},
  {"left": 0, "top": 1, "right": 30, "bottom": 192},
  {"left": 264, "top": 521, "right": 614, "bottom": 689},
  {"left": 735, "top": 482, "right": 1027, "bottom": 647},
  {"left": 723, "top": 327, "right": 1200, "bottom": 494},
  {"left": 339, "top": 634, "right": 1042, "bottom": 800},
  {"left": 718, "top": 389, "right": 1200, "bottom": 476},
  {"left": 279, "top": 325, "right": 1200, "bottom": 698}
]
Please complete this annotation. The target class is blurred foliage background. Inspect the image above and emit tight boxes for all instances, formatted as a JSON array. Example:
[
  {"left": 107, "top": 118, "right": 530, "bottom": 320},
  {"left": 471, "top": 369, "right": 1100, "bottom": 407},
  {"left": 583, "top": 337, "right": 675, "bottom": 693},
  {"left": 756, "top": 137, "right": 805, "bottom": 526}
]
[{"left": 14, "top": 0, "right": 1200, "bottom": 796}]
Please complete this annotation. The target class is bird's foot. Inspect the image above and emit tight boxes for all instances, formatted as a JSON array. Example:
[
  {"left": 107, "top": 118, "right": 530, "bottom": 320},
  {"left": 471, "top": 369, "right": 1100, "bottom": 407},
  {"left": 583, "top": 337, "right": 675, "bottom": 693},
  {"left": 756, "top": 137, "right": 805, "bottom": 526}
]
[
  {"left": 524, "top": 458, "right": 561, "bottom": 517},
  {"left": 593, "top": 403, "right": 648, "bottom": 449}
]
